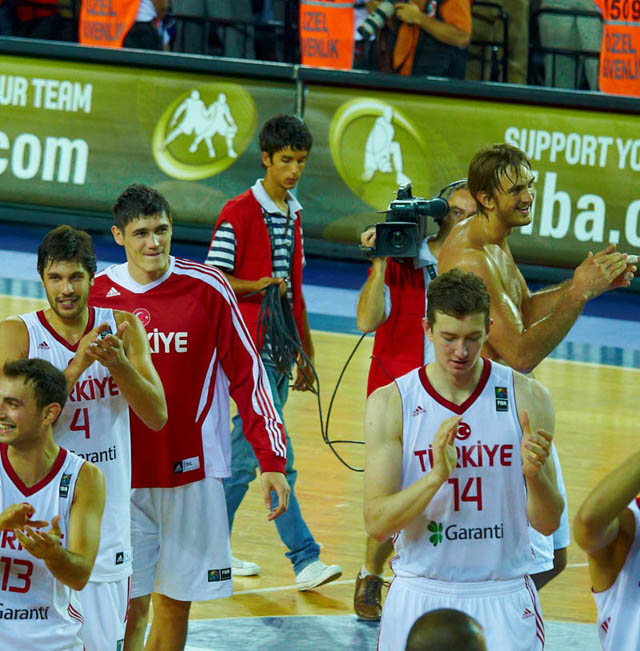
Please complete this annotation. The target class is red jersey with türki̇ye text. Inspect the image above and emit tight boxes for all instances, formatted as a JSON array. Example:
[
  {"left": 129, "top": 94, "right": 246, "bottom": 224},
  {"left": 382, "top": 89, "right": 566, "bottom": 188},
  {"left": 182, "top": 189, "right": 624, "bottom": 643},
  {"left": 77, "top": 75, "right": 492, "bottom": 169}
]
[{"left": 89, "top": 256, "right": 287, "bottom": 488}]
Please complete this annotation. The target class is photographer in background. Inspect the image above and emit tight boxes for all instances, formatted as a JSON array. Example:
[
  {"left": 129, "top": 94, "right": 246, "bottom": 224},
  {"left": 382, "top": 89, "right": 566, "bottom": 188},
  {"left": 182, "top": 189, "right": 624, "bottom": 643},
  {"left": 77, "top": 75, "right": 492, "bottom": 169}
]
[
  {"left": 353, "top": 180, "right": 475, "bottom": 621},
  {"left": 360, "top": 0, "right": 472, "bottom": 78}
]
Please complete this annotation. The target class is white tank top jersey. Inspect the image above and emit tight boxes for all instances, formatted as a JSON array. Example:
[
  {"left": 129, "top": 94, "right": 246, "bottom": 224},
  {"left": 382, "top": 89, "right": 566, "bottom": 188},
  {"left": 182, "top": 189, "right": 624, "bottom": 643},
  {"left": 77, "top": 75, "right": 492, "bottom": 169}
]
[
  {"left": 593, "top": 498, "right": 640, "bottom": 651},
  {"left": 0, "top": 445, "right": 85, "bottom": 650},
  {"left": 392, "top": 359, "right": 534, "bottom": 582},
  {"left": 20, "top": 307, "right": 132, "bottom": 582}
]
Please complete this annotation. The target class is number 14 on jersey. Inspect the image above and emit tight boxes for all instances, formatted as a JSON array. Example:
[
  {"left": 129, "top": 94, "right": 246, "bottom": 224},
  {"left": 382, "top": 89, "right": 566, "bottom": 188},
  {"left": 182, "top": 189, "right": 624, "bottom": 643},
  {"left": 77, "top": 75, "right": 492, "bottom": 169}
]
[{"left": 448, "top": 476, "right": 483, "bottom": 511}]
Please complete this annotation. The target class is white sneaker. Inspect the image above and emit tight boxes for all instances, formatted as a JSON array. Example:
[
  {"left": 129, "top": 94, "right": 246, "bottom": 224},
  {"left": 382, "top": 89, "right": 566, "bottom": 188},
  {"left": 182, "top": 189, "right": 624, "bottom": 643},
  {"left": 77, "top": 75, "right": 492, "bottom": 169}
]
[
  {"left": 295, "top": 560, "right": 342, "bottom": 591},
  {"left": 231, "top": 557, "right": 260, "bottom": 576}
]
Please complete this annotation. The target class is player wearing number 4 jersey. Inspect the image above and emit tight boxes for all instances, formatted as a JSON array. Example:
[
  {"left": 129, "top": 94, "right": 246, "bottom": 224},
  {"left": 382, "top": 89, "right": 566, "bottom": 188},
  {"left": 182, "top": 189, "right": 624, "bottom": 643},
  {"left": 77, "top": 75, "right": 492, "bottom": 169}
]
[
  {"left": 0, "top": 226, "right": 167, "bottom": 651},
  {"left": 364, "top": 269, "right": 564, "bottom": 651},
  {"left": 0, "top": 359, "right": 105, "bottom": 651}
]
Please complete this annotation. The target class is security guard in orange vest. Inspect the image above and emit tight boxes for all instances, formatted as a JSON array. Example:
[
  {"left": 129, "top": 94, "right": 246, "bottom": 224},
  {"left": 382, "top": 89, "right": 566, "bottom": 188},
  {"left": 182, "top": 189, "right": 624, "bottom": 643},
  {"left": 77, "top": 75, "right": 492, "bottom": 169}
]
[
  {"left": 300, "top": 0, "right": 355, "bottom": 69},
  {"left": 593, "top": 0, "right": 640, "bottom": 95}
]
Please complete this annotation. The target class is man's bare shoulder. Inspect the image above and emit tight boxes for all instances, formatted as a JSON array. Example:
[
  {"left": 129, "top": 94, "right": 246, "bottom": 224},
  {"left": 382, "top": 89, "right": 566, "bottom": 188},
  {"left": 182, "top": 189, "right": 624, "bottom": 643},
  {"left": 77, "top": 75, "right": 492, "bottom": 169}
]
[
  {"left": 439, "top": 241, "right": 494, "bottom": 277},
  {"left": 513, "top": 371, "right": 554, "bottom": 428},
  {"left": 513, "top": 371, "right": 550, "bottom": 402},
  {"left": 366, "top": 381, "right": 403, "bottom": 425},
  {"left": 367, "top": 380, "right": 401, "bottom": 409},
  {"left": 365, "top": 381, "right": 403, "bottom": 442},
  {"left": 77, "top": 459, "right": 105, "bottom": 488},
  {"left": 0, "top": 315, "right": 27, "bottom": 330},
  {"left": 0, "top": 317, "right": 29, "bottom": 351}
]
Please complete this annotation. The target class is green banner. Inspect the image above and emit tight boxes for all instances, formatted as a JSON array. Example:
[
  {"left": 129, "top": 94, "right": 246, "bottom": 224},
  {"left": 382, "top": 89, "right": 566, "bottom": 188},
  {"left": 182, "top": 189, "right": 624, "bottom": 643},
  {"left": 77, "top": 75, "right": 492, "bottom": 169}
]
[
  {"left": 301, "top": 85, "right": 640, "bottom": 267},
  {"left": 2, "top": 52, "right": 640, "bottom": 269},
  {"left": 0, "top": 55, "right": 297, "bottom": 225}
]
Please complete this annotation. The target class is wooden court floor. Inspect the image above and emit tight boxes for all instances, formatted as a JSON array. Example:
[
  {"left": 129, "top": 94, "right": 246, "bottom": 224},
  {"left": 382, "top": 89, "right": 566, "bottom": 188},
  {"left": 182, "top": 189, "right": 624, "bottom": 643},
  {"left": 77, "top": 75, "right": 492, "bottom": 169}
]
[{"left": 2, "top": 294, "right": 636, "bottom": 627}]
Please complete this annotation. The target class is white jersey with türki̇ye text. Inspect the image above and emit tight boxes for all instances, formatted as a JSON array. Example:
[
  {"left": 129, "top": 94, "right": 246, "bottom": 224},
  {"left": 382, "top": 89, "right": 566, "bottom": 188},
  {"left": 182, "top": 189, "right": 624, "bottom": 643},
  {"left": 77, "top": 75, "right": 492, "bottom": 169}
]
[
  {"left": 593, "top": 498, "right": 640, "bottom": 651},
  {"left": 391, "top": 359, "right": 534, "bottom": 582},
  {"left": 0, "top": 445, "right": 85, "bottom": 650},
  {"left": 19, "top": 307, "right": 132, "bottom": 583},
  {"left": 89, "top": 256, "right": 287, "bottom": 489}
]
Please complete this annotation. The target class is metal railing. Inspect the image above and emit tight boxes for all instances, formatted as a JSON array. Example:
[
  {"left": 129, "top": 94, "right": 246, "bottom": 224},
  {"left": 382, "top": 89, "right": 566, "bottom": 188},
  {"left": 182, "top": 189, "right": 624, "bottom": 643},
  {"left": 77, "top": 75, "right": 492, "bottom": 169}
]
[
  {"left": 529, "top": 6, "right": 602, "bottom": 89},
  {"left": 468, "top": 0, "right": 510, "bottom": 82}
]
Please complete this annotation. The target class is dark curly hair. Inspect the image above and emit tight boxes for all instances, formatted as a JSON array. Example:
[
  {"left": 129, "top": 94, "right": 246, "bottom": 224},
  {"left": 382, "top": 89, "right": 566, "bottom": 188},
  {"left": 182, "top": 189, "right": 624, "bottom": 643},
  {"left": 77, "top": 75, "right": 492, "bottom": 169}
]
[
  {"left": 426, "top": 269, "right": 490, "bottom": 327},
  {"left": 113, "top": 184, "right": 171, "bottom": 230},
  {"left": 258, "top": 114, "right": 313, "bottom": 160},
  {"left": 37, "top": 225, "right": 96, "bottom": 278}
]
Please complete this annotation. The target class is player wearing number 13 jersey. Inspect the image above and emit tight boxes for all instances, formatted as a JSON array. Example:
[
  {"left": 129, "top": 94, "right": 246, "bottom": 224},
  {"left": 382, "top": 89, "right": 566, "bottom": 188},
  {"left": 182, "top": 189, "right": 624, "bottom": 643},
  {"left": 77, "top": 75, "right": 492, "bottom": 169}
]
[
  {"left": 0, "top": 444, "right": 86, "bottom": 649},
  {"left": 0, "top": 359, "right": 105, "bottom": 651},
  {"left": 364, "top": 270, "right": 564, "bottom": 651},
  {"left": 0, "top": 226, "right": 167, "bottom": 651}
]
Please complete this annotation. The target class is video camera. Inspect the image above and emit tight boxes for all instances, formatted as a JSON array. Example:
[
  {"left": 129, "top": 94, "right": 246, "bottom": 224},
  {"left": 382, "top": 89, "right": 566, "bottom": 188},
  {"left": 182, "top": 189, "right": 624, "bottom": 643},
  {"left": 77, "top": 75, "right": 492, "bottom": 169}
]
[{"left": 370, "top": 184, "right": 449, "bottom": 258}]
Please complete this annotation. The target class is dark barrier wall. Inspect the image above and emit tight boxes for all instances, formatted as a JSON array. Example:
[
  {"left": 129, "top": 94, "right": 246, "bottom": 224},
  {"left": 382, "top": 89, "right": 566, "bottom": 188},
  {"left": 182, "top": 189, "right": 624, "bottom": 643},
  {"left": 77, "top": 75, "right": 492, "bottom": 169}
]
[{"left": 2, "top": 37, "right": 640, "bottom": 268}]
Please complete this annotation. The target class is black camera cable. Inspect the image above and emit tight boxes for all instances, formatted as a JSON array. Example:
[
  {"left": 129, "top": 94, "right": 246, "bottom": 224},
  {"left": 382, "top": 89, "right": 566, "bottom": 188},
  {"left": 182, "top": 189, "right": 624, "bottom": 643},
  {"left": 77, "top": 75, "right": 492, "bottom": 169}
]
[{"left": 253, "top": 282, "right": 381, "bottom": 472}]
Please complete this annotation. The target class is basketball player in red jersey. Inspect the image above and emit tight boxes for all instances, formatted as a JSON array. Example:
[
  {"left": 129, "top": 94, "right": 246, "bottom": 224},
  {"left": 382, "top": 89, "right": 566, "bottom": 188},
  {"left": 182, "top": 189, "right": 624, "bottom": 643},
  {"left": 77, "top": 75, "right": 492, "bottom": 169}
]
[{"left": 90, "top": 184, "right": 290, "bottom": 651}]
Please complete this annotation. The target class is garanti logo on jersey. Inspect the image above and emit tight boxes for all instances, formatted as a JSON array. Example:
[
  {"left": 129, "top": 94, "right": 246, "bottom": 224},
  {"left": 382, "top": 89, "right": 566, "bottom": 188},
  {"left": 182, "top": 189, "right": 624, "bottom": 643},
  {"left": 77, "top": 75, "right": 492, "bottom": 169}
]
[
  {"left": 428, "top": 520, "right": 505, "bottom": 547},
  {"left": 328, "top": 98, "right": 431, "bottom": 209},
  {"left": 152, "top": 84, "right": 257, "bottom": 180}
]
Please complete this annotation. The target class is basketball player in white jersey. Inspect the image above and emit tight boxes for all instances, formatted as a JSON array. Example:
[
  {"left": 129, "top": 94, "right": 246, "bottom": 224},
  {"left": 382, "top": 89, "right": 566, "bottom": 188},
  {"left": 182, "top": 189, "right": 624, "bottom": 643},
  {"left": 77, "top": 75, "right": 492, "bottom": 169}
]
[
  {"left": 354, "top": 181, "right": 476, "bottom": 621},
  {"left": 0, "top": 225, "right": 167, "bottom": 650},
  {"left": 574, "top": 448, "right": 640, "bottom": 650},
  {"left": 0, "top": 358, "right": 105, "bottom": 650},
  {"left": 364, "top": 269, "right": 564, "bottom": 651}
]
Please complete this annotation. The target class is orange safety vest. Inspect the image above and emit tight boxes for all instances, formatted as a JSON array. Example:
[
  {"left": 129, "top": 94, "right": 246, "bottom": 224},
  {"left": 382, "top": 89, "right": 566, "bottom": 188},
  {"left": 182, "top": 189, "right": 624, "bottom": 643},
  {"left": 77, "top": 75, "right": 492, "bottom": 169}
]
[
  {"left": 79, "top": 0, "right": 140, "bottom": 48},
  {"left": 299, "top": 0, "right": 355, "bottom": 70},
  {"left": 594, "top": 0, "right": 640, "bottom": 95}
]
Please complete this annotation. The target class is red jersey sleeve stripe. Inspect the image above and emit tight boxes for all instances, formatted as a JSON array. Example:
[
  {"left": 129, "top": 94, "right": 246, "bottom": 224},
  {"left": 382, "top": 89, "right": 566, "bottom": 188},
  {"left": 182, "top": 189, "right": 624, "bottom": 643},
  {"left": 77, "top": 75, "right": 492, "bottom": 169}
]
[{"left": 173, "top": 259, "right": 287, "bottom": 460}]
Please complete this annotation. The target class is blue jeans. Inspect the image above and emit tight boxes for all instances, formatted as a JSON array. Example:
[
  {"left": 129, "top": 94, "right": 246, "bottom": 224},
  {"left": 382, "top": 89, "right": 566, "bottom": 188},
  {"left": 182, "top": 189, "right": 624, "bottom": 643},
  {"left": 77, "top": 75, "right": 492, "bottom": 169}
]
[{"left": 224, "top": 363, "right": 320, "bottom": 574}]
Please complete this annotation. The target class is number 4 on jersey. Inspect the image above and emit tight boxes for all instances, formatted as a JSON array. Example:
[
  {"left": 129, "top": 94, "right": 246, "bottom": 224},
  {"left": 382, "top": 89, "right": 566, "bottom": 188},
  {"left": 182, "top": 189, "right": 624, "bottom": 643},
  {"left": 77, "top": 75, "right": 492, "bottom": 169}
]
[{"left": 70, "top": 407, "right": 91, "bottom": 439}]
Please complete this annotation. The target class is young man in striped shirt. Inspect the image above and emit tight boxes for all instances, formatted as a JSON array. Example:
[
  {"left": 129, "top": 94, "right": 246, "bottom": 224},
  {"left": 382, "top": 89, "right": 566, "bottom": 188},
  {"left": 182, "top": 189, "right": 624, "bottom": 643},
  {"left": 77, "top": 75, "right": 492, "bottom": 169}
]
[{"left": 206, "top": 113, "right": 342, "bottom": 590}]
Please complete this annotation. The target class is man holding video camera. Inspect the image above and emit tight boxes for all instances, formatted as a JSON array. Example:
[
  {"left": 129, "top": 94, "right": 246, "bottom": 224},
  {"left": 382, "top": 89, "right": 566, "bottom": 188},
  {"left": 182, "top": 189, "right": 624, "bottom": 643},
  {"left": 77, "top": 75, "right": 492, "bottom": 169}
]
[
  {"left": 353, "top": 180, "right": 475, "bottom": 620},
  {"left": 359, "top": 0, "right": 472, "bottom": 78}
]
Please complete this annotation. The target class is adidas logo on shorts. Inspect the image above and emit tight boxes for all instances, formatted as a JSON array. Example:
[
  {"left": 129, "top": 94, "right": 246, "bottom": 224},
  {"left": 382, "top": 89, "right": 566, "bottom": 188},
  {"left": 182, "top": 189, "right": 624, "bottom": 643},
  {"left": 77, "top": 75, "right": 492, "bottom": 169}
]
[{"left": 522, "top": 608, "right": 534, "bottom": 620}]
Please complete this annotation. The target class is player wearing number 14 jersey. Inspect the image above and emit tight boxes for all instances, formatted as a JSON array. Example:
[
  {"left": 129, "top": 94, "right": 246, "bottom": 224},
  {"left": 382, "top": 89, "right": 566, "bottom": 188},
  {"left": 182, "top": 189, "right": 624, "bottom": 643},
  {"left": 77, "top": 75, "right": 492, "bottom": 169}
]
[
  {"left": 0, "top": 226, "right": 167, "bottom": 650},
  {"left": 363, "top": 269, "right": 564, "bottom": 651}
]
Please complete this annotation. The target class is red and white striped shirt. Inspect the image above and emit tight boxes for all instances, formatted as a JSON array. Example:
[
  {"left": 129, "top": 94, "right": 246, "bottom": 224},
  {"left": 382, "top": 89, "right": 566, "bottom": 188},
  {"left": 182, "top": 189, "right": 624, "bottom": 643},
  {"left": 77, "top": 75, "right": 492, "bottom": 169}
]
[{"left": 90, "top": 257, "right": 286, "bottom": 488}]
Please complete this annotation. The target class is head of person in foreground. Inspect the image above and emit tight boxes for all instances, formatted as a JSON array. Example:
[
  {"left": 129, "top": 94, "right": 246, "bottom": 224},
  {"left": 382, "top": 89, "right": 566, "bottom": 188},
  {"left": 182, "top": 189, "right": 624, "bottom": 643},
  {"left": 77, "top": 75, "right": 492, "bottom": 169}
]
[{"left": 405, "top": 608, "right": 487, "bottom": 651}]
